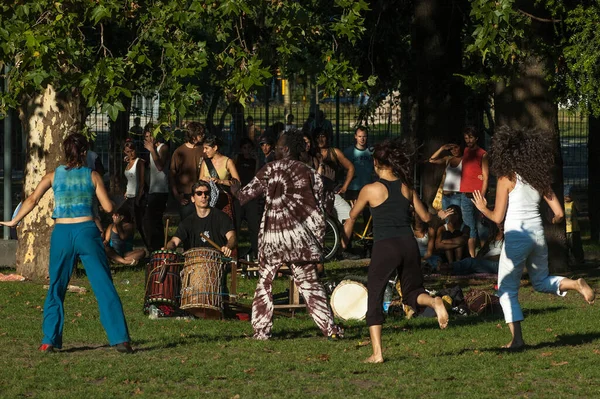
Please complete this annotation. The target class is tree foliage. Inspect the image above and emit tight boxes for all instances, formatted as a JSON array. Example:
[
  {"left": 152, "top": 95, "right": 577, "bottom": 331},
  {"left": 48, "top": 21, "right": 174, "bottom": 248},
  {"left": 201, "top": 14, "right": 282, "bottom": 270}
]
[
  {"left": 464, "top": 0, "right": 600, "bottom": 116},
  {"left": 0, "top": 0, "right": 369, "bottom": 131}
]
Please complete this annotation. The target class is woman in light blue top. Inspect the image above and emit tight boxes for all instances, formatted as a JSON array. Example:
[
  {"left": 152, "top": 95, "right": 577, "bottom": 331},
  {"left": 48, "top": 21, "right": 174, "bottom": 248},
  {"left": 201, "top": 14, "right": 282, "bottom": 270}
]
[{"left": 0, "top": 133, "right": 133, "bottom": 354}]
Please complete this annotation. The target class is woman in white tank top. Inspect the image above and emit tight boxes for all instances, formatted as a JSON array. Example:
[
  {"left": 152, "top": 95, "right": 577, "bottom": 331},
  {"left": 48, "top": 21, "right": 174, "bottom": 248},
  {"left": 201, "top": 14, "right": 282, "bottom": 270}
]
[
  {"left": 123, "top": 139, "right": 147, "bottom": 247},
  {"left": 429, "top": 142, "right": 462, "bottom": 209},
  {"left": 471, "top": 126, "right": 594, "bottom": 350}
]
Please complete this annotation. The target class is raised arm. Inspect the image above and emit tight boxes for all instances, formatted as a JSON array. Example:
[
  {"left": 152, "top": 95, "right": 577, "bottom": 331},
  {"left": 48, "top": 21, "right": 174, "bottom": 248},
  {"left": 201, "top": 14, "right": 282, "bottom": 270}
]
[
  {"left": 472, "top": 175, "right": 512, "bottom": 224},
  {"left": 429, "top": 144, "right": 454, "bottom": 165},
  {"left": 1, "top": 172, "right": 54, "bottom": 227}
]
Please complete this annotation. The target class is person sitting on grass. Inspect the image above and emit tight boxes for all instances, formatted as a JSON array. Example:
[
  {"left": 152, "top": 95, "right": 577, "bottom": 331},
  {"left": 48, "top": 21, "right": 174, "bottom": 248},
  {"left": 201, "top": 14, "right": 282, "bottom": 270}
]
[
  {"left": 439, "top": 221, "right": 504, "bottom": 275},
  {"left": 414, "top": 208, "right": 454, "bottom": 272},
  {"left": 104, "top": 208, "right": 146, "bottom": 266},
  {"left": 435, "top": 204, "right": 470, "bottom": 263}
]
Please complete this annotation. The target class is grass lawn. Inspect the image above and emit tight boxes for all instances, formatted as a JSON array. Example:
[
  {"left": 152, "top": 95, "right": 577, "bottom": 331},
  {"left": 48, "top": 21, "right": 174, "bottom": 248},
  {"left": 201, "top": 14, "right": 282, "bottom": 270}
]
[{"left": 2, "top": 255, "right": 600, "bottom": 399}]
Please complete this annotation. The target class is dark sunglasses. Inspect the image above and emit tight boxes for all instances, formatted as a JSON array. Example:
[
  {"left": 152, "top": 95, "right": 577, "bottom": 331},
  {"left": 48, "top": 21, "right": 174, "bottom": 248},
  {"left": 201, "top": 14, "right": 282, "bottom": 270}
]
[{"left": 195, "top": 190, "right": 210, "bottom": 197}]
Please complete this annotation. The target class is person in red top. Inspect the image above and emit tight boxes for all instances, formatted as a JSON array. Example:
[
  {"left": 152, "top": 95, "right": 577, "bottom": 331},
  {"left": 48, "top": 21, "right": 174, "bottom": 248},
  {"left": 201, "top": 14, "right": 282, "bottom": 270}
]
[{"left": 459, "top": 126, "right": 489, "bottom": 258}]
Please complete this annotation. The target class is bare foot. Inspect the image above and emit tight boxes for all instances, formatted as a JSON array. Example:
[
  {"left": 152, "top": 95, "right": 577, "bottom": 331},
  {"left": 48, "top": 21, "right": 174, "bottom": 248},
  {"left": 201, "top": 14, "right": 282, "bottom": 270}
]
[
  {"left": 577, "top": 278, "right": 595, "bottom": 304},
  {"left": 433, "top": 297, "right": 449, "bottom": 329},
  {"left": 501, "top": 340, "right": 525, "bottom": 350},
  {"left": 363, "top": 354, "right": 384, "bottom": 364}
]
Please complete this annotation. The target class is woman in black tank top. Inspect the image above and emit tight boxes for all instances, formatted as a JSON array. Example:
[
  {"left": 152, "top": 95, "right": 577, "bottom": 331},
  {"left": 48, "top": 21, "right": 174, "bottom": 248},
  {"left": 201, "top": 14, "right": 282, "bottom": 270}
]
[{"left": 343, "top": 138, "right": 449, "bottom": 364}]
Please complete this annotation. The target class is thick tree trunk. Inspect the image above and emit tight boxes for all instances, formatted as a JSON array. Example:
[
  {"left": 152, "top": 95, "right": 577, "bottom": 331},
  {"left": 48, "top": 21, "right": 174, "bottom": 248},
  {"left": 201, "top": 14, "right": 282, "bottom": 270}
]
[
  {"left": 16, "top": 86, "right": 86, "bottom": 280},
  {"left": 412, "top": 0, "right": 467, "bottom": 204},
  {"left": 495, "top": 56, "right": 568, "bottom": 273}
]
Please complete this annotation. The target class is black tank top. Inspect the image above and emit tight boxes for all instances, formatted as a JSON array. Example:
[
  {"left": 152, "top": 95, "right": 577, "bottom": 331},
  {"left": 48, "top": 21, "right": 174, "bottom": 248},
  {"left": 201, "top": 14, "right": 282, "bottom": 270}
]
[{"left": 371, "top": 179, "right": 413, "bottom": 241}]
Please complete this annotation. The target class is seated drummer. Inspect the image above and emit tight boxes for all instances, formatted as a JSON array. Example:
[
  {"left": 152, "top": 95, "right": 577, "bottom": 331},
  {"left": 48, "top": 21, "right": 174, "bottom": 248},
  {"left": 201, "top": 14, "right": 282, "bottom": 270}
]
[{"left": 165, "top": 181, "right": 236, "bottom": 256}]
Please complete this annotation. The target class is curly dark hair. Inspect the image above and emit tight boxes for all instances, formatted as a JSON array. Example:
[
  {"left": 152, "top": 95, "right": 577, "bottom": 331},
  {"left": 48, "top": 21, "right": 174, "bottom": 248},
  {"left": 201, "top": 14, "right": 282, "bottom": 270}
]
[
  {"left": 373, "top": 137, "right": 417, "bottom": 188},
  {"left": 489, "top": 126, "right": 555, "bottom": 197},
  {"left": 283, "top": 128, "right": 306, "bottom": 159}
]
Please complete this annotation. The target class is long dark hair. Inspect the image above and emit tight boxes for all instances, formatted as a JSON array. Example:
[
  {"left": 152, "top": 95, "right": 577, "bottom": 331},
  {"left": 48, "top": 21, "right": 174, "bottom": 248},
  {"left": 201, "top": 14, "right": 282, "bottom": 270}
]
[
  {"left": 63, "top": 133, "right": 89, "bottom": 169},
  {"left": 489, "top": 126, "right": 555, "bottom": 197},
  {"left": 373, "top": 137, "right": 417, "bottom": 188}
]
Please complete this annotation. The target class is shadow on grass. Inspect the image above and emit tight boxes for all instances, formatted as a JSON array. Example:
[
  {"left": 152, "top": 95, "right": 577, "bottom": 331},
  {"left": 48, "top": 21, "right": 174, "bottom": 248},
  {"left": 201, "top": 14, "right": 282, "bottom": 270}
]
[{"left": 479, "top": 332, "right": 600, "bottom": 354}]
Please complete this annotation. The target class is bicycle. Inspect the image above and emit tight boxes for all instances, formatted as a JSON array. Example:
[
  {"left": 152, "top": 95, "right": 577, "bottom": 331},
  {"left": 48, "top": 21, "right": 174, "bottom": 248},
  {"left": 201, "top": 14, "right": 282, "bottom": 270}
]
[{"left": 323, "top": 213, "right": 373, "bottom": 261}]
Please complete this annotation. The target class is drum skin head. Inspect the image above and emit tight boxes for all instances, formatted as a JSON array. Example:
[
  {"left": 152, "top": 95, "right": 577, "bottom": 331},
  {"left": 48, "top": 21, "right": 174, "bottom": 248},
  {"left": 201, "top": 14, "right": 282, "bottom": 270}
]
[{"left": 330, "top": 280, "right": 368, "bottom": 321}]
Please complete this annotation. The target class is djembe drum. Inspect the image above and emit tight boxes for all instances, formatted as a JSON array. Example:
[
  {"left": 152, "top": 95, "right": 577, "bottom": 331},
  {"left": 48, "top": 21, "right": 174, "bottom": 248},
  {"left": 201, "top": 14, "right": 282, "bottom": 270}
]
[
  {"left": 144, "top": 250, "right": 184, "bottom": 314},
  {"left": 180, "top": 247, "right": 225, "bottom": 319}
]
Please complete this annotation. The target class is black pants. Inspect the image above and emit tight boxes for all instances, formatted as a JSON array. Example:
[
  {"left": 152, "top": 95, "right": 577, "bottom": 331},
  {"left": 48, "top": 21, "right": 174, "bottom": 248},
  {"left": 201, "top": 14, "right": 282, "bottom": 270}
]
[
  {"left": 143, "top": 192, "right": 169, "bottom": 252},
  {"left": 366, "top": 236, "right": 427, "bottom": 326},
  {"left": 234, "top": 198, "right": 260, "bottom": 258}
]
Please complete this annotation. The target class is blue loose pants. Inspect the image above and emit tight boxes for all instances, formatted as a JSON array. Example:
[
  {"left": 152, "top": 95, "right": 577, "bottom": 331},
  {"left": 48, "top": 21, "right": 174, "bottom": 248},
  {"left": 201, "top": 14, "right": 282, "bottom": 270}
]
[{"left": 42, "top": 221, "right": 130, "bottom": 348}]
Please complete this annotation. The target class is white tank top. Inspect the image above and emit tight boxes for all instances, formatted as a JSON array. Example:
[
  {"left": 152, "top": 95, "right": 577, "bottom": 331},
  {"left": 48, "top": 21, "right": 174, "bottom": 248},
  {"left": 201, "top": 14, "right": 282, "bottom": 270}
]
[
  {"left": 149, "top": 143, "right": 169, "bottom": 194},
  {"left": 485, "top": 239, "right": 504, "bottom": 257},
  {"left": 504, "top": 174, "right": 543, "bottom": 232},
  {"left": 442, "top": 158, "right": 462, "bottom": 192},
  {"left": 414, "top": 231, "right": 429, "bottom": 257},
  {"left": 124, "top": 158, "right": 140, "bottom": 198}
]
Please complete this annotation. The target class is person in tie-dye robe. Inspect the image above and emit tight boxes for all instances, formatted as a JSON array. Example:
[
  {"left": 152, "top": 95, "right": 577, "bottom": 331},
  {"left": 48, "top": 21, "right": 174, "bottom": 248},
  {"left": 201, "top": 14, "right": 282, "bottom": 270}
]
[{"left": 231, "top": 129, "right": 343, "bottom": 340}]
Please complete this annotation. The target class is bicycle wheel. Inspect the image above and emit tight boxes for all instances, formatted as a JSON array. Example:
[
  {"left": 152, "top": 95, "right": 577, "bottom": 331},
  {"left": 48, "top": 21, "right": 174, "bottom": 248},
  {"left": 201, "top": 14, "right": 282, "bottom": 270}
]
[{"left": 323, "top": 216, "right": 340, "bottom": 261}]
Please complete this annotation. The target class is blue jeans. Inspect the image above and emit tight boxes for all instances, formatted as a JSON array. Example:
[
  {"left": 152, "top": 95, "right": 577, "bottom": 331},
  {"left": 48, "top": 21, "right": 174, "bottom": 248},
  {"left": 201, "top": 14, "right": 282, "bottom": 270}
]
[
  {"left": 497, "top": 228, "right": 565, "bottom": 323},
  {"left": 442, "top": 193, "right": 461, "bottom": 210},
  {"left": 459, "top": 193, "right": 478, "bottom": 239},
  {"left": 43, "top": 221, "right": 130, "bottom": 348},
  {"left": 451, "top": 257, "right": 499, "bottom": 275}
]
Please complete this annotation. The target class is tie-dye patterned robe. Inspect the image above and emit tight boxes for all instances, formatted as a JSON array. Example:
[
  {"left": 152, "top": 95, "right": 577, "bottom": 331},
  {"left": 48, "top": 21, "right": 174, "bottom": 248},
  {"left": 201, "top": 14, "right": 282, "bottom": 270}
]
[
  {"left": 236, "top": 158, "right": 341, "bottom": 339},
  {"left": 237, "top": 158, "right": 327, "bottom": 264}
]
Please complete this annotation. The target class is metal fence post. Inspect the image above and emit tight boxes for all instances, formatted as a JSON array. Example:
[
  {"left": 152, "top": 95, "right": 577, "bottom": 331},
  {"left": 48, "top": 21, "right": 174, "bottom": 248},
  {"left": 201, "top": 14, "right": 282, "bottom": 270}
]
[{"left": 335, "top": 91, "right": 340, "bottom": 148}]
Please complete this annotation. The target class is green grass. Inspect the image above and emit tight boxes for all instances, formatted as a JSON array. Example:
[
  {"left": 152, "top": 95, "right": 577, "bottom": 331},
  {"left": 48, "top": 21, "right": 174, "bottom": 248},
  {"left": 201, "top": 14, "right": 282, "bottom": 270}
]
[{"left": 2, "top": 259, "right": 600, "bottom": 398}]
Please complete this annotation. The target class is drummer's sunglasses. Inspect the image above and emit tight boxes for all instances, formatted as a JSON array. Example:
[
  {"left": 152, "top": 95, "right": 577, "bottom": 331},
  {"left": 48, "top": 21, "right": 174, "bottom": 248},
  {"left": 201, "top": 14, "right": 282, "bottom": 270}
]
[{"left": 195, "top": 190, "right": 210, "bottom": 197}]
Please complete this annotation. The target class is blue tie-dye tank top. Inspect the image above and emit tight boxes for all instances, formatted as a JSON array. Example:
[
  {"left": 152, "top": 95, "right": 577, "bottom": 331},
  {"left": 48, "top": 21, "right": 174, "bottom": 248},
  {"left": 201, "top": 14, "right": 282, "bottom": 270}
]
[{"left": 52, "top": 165, "right": 95, "bottom": 218}]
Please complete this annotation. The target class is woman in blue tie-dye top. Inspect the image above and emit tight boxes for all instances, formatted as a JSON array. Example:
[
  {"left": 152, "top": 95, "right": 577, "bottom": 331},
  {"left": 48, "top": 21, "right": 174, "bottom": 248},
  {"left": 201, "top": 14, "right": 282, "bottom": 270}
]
[{"left": 0, "top": 133, "right": 133, "bottom": 354}]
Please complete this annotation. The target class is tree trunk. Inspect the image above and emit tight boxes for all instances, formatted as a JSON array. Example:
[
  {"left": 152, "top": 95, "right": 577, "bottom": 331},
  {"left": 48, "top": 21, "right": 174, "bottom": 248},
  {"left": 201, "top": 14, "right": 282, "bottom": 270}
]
[
  {"left": 495, "top": 55, "right": 568, "bottom": 273},
  {"left": 206, "top": 89, "right": 222, "bottom": 135},
  {"left": 16, "top": 86, "right": 86, "bottom": 280},
  {"left": 412, "top": 0, "right": 467, "bottom": 203}
]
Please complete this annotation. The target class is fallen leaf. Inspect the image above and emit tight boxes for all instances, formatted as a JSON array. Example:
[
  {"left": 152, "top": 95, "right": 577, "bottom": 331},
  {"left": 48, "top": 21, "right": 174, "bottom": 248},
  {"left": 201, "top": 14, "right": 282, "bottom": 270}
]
[
  {"left": 231, "top": 395, "right": 240, "bottom": 399},
  {"left": 133, "top": 387, "right": 143, "bottom": 395},
  {"left": 318, "top": 354, "right": 330, "bottom": 361},
  {"left": 593, "top": 349, "right": 600, "bottom": 355},
  {"left": 418, "top": 340, "right": 426, "bottom": 344},
  {"left": 356, "top": 340, "right": 370, "bottom": 347},
  {"left": 244, "top": 368, "right": 256, "bottom": 374},
  {"left": 474, "top": 350, "right": 480, "bottom": 354},
  {"left": 551, "top": 361, "right": 568, "bottom": 366},
  {"left": 541, "top": 352, "right": 553, "bottom": 357},
  {"left": 546, "top": 328, "right": 553, "bottom": 332},
  {"left": 496, "top": 324, "right": 502, "bottom": 329}
]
